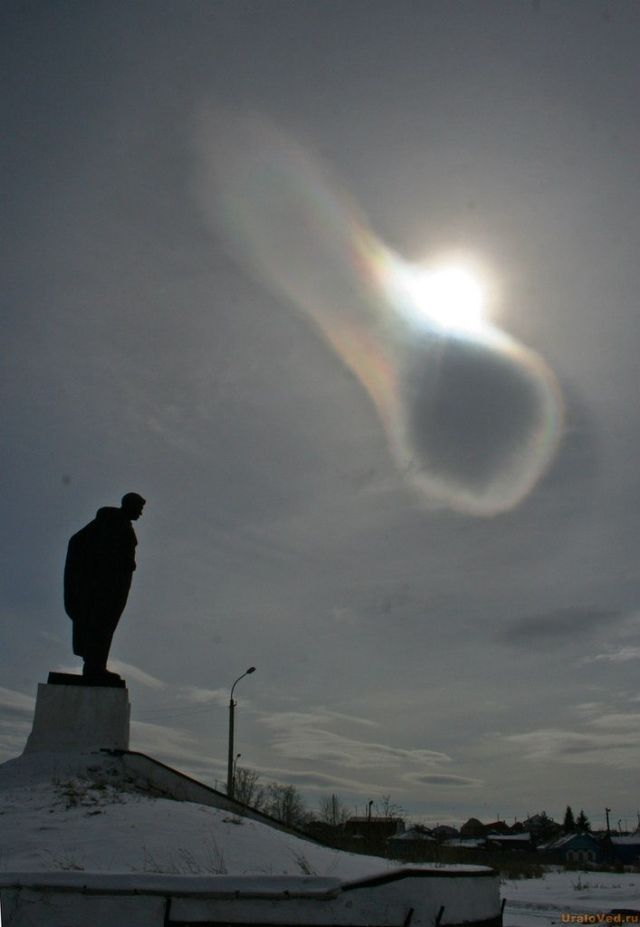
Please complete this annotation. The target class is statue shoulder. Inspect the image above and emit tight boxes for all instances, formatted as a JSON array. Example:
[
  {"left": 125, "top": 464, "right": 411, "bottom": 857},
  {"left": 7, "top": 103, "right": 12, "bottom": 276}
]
[
  {"left": 95, "top": 506, "right": 121, "bottom": 523},
  {"left": 66, "top": 518, "right": 100, "bottom": 569}
]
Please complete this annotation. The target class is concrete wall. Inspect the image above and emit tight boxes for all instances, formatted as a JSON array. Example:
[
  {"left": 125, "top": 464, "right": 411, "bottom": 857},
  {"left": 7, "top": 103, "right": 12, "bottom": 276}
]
[{"left": 114, "top": 749, "right": 321, "bottom": 837}]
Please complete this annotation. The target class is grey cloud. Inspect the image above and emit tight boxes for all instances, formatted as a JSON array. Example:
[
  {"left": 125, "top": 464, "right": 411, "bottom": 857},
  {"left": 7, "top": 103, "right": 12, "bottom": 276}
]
[
  {"left": 498, "top": 606, "right": 619, "bottom": 650},
  {"left": 588, "top": 646, "right": 640, "bottom": 664},
  {"left": 177, "top": 687, "right": 231, "bottom": 707},
  {"left": 403, "top": 773, "right": 482, "bottom": 788},
  {"left": 587, "top": 712, "right": 640, "bottom": 731},
  {"left": 504, "top": 727, "right": 640, "bottom": 769},
  {"left": 260, "top": 711, "right": 449, "bottom": 770},
  {"left": 260, "top": 709, "right": 378, "bottom": 729},
  {"left": 265, "top": 769, "right": 388, "bottom": 794},
  {"left": 0, "top": 687, "right": 35, "bottom": 716},
  {"left": 110, "top": 661, "right": 168, "bottom": 690},
  {"left": 130, "top": 720, "right": 224, "bottom": 775}
]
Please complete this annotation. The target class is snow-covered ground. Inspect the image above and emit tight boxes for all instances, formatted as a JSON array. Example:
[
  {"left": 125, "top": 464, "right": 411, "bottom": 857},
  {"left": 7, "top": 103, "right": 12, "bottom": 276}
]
[
  {"left": 503, "top": 870, "right": 640, "bottom": 927},
  {"left": 0, "top": 751, "right": 402, "bottom": 879}
]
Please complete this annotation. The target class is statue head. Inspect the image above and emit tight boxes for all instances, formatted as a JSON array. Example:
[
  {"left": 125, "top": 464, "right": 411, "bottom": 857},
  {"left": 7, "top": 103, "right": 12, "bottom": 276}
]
[{"left": 121, "top": 493, "right": 146, "bottom": 520}]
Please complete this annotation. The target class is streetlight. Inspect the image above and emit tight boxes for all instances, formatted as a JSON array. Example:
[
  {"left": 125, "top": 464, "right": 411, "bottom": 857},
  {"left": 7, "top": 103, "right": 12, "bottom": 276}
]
[{"left": 227, "top": 666, "right": 255, "bottom": 798}]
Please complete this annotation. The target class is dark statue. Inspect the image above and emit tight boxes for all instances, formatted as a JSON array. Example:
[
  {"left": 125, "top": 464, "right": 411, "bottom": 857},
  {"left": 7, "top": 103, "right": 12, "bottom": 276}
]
[{"left": 64, "top": 493, "right": 145, "bottom": 683}]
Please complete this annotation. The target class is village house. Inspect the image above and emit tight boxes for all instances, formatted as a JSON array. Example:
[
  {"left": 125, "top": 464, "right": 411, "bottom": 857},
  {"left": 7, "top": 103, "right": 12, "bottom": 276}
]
[
  {"left": 387, "top": 826, "right": 436, "bottom": 860},
  {"left": 343, "top": 815, "right": 405, "bottom": 843},
  {"left": 539, "top": 833, "right": 604, "bottom": 865}
]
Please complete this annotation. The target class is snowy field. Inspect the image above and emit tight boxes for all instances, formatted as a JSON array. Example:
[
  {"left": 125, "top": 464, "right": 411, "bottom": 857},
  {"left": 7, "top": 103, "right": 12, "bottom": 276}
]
[{"left": 503, "top": 870, "right": 640, "bottom": 927}]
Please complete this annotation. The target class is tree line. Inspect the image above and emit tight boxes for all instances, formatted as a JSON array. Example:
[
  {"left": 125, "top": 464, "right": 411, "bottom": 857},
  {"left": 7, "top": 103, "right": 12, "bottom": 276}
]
[
  {"left": 232, "top": 766, "right": 400, "bottom": 829},
  {"left": 232, "top": 767, "right": 595, "bottom": 838}
]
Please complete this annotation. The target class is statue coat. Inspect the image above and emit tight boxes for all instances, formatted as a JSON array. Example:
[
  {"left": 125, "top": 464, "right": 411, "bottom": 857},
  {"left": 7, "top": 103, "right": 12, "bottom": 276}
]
[{"left": 64, "top": 507, "right": 138, "bottom": 658}]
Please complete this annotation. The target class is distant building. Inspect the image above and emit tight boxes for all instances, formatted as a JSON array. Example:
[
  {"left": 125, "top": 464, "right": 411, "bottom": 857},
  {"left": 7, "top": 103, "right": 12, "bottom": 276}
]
[
  {"left": 540, "top": 832, "right": 640, "bottom": 867},
  {"left": 444, "top": 837, "right": 486, "bottom": 850},
  {"left": 432, "top": 824, "right": 460, "bottom": 841},
  {"left": 344, "top": 816, "right": 405, "bottom": 842},
  {"left": 484, "top": 821, "right": 511, "bottom": 835},
  {"left": 388, "top": 826, "right": 436, "bottom": 860},
  {"left": 523, "top": 813, "right": 562, "bottom": 844},
  {"left": 486, "top": 833, "right": 533, "bottom": 852},
  {"left": 610, "top": 836, "right": 640, "bottom": 867},
  {"left": 460, "top": 818, "right": 514, "bottom": 839},
  {"left": 460, "top": 818, "right": 487, "bottom": 838},
  {"left": 541, "top": 833, "right": 606, "bottom": 865}
]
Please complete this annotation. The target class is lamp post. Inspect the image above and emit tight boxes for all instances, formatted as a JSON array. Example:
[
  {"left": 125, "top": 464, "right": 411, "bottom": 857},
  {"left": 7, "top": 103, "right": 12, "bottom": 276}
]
[{"left": 227, "top": 667, "right": 255, "bottom": 798}]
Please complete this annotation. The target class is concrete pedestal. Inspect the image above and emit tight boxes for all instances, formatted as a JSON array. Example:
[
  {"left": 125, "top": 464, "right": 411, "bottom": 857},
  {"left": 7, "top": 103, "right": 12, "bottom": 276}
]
[{"left": 24, "top": 682, "right": 130, "bottom": 753}]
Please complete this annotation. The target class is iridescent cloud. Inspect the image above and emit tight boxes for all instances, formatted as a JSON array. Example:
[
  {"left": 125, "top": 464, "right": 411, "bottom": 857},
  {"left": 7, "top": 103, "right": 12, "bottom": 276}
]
[{"left": 195, "top": 113, "right": 563, "bottom": 516}]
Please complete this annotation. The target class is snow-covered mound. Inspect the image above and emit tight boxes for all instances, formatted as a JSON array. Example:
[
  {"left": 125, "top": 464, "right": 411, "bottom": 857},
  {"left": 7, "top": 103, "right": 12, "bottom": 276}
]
[{"left": 0, "top": 750, "right": 399, "bottom": 878}]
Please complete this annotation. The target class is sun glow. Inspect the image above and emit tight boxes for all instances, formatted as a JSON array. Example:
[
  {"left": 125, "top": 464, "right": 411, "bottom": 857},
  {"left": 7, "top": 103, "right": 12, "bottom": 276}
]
[
  {"left": 397, "top": 262, "right": 487, "bottom": 334},
  {"left": 201, "top": 113, "right": 564, "bottom": 515}
]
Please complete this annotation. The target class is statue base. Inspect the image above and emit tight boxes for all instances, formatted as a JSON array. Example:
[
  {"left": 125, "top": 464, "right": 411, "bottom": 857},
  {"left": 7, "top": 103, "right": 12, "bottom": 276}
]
[
  {"left": 24, "top": 680, "right": 131, "bottom": 753},
  {"left": 48, "top": 671, "right": 126, "bottom": 689}
]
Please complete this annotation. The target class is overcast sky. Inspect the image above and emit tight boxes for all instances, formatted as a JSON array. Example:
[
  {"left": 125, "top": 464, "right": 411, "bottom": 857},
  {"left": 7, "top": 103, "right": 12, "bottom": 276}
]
[{"left": 3, "top": 0, "right": 640, "bottom": 830}]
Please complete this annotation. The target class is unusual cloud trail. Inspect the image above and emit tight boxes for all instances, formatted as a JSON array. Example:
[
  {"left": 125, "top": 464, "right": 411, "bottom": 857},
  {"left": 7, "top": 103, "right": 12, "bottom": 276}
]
[{"left": 195, "top": 114, "right": 563, "bottom": 516}]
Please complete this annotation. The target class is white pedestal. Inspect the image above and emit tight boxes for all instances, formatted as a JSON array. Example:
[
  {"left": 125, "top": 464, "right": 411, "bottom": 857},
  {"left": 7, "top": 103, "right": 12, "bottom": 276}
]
[{"left": 24, "top": 683, "right": 130, "bottom": 753}]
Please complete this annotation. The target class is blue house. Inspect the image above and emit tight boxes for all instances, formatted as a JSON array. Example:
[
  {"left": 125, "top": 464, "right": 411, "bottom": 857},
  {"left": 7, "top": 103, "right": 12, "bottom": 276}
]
[{"left": 542, "top": 833, "right": 606, "bottom": 865}]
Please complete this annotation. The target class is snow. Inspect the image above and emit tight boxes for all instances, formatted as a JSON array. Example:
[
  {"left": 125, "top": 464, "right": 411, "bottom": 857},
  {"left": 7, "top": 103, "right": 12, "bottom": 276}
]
[
  {"left": 0, "top": 750, "right": 483, "bottom": 881},
  {"left": 1, "top": 756, "right": 378, "bottom": 879},
  {"left": 503, "top": 870, "right": 640, "bottom": 927}
]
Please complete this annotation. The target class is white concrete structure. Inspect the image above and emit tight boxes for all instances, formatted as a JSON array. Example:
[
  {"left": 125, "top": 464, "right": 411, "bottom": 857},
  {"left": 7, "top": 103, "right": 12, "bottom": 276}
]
[
  {"left": 24, "top": 683, "right": 130, "bottom": 753},
  {"left": 0, "top": 869, "right": 502, "bottom": 927}
]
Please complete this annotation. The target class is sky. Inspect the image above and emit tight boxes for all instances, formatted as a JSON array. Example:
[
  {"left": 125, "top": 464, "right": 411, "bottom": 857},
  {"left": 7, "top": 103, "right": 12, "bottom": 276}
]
[{"left": 2, "top": 0, "right": 640, "bottom": 830}]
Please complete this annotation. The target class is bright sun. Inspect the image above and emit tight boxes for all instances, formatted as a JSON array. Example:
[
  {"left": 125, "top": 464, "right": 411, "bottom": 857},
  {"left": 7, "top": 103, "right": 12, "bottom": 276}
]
[{"left": 398, "top": 262, "right": 487, "bottom": 333}]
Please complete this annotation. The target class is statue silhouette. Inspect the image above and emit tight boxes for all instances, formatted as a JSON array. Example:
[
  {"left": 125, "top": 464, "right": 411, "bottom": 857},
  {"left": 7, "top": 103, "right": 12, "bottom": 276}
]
[{"left": 64, "top": 493, "right": 145, "bottom": 682}]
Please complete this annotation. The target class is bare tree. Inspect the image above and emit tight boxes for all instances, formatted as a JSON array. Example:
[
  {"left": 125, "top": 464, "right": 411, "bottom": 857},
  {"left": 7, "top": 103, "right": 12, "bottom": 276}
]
[
  {"left": 264, "top": 782, "right": 309, "bottom": 828},
  {"left": 377, "top": 793, "right": 404, "bottom": 819},
  {"left": 233, "top": 767, "right": 266, "bottom": 811},
  {"left": 318, "top": 793, "right": 350, "bottom": 827}
]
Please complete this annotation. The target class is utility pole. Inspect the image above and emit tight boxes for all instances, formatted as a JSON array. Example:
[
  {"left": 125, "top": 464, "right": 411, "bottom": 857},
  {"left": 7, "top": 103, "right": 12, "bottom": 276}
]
[{"left": 227, "top": 666, "right": 256, "bottom": 799}]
